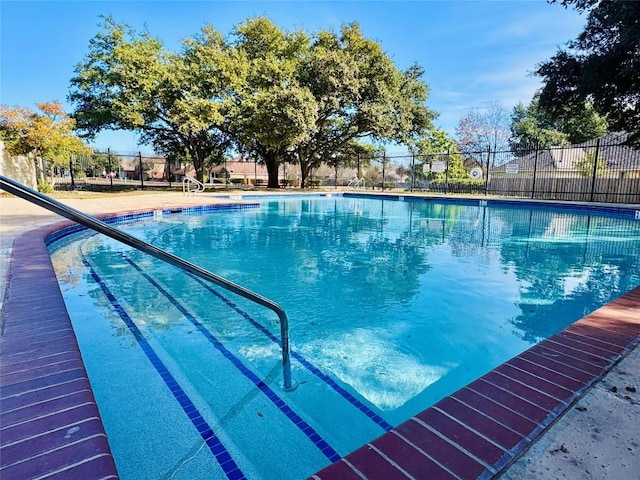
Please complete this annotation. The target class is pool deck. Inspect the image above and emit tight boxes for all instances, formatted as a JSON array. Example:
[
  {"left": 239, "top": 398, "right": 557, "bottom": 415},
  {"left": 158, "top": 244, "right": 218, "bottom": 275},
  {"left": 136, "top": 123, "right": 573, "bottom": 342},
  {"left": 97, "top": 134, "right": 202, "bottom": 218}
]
[{"left": 1, "top": 190, "right": 639, "bottom": 480}]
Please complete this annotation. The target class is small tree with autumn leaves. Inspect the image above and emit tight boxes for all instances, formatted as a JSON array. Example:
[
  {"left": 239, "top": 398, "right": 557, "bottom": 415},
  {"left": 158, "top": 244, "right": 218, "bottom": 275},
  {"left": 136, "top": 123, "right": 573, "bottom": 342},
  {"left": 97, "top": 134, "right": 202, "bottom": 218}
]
[{"left": 0, "top": 101, "right": 90, "bottom": 184}]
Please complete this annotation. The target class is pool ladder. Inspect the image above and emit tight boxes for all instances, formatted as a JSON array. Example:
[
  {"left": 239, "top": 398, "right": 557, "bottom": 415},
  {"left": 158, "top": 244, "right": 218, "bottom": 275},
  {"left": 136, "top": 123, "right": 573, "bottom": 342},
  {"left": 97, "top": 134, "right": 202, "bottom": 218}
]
[
  {"left": 182, "top": 177, "right": 206, "bottom": 195},
  {"left": 348, "top": 177, "right": 365, "bottom": 190},
  {"left": 0, "top": 175, "right": 297, "bottom": 391}
]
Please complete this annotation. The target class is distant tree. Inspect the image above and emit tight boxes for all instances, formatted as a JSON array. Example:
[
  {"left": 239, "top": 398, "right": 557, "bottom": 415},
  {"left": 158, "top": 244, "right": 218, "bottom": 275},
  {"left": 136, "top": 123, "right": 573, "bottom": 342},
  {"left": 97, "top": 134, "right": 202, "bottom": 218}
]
[
  {"left": 537, "top": 0, "right": 640, "bottom": 145},
  {"left": 82, "top": 151, "right": 111, "bottom": 177},
  {"left": 560, "top": 104, "right": 609, "bottom": 144},
  {"left": 576, "top": 149, "right": 607, "bottom": 178},
  {"left": 455, "top": 102, "right": 511, "bottom": 165},
  {"left": 414, "top": 128, "right": 456, "bottom": 155},
  {"left": 342, "top": 141, "right": 379, "bottom": 181},
  {"left": 0, "top": 101, "right": 90, "bottom": 181},
  {"left": 411, "top": 128, "right": 466, "bottom": 182},
  {"left": 510, "top": 100, "right": 569, "bottom": 149},
  {"left": 395, "top": 165, "right": 407, "bottom": 179},
  {"left": 228, "top": 17, "right": 317, "bottom": 188},
  {"left": 510, "top": 91, "right": 608, "bottom": 149},
  {"left": 69, "top": 18, "right": 240, "bottom": 182},
  {"left": 294, "top": 24, "right": 436, "bottom": 188}
]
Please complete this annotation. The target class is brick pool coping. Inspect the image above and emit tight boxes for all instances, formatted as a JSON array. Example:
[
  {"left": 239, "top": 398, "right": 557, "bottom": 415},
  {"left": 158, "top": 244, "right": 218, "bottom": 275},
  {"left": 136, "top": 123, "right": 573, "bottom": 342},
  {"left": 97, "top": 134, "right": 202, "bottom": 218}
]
[
  {"left": 0, "top": 221, "right": 119, "bottom": 479},
  {"left": 1, "top": 211, "right": 639, "bottom": 480}
]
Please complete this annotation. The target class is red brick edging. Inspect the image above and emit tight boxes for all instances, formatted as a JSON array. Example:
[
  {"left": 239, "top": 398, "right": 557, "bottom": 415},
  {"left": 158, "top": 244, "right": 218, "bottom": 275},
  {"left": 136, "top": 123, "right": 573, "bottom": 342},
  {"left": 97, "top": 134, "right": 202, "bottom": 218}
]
[{"left": 0, "top": 224, "right": 119, "bottom": 479}]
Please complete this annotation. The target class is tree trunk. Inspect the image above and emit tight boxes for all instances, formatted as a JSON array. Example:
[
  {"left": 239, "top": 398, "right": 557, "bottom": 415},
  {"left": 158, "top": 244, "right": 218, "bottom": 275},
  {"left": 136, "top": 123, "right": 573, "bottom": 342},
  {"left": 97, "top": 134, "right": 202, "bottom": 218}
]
[
  {"left": 193, "top": 154, "right": 205, "bottom": 183},
  {"left": 35, "top": 157, "right": 45, "bottom": 184},
  {"left": 188, "top": 145, "right": 205, "bottom": 183},
  {"left": 195, "top": 165, "right": 205, "bottom": 183},
  {"left": 265, "top": 151, "right": 280, "bottom": 188},
  {"left": 299, "top": 160, "right": 309, "bottom": 189}
]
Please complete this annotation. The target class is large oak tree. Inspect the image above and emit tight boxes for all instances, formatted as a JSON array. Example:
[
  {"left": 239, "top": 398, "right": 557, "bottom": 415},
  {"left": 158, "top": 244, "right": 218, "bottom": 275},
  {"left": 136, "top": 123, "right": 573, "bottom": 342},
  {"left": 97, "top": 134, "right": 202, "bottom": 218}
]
[
  {"left": 69, "top": 17, "right": 242, "bottom": 181},
  {"left": 69, "top": 16, "right": 437, "bottom": 187},
  {"left": 229, "top": 17, "right": 317, "bottom": 188},
  {"left": 295, "top": 25, "right": 436, "bottom": 188},
  {"left": 536, "top": 0, "right": 640, "bottom": 145}
]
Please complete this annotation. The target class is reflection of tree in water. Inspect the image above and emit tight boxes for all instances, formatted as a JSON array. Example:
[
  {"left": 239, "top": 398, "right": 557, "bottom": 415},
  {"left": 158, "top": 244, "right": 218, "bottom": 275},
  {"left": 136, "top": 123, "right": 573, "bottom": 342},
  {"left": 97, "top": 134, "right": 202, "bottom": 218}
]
[
  {"left": 498, "top": 210, "right": 640, "bottom": 343},
  {"left": 423, "top": 204, "right": 639, "bottom": 343},
  {"left": 513, "top": 262, "right": 639, "bottom": 344},
  {"left": 140, "top": 199, "right": 471, "bottom": 339},
  {"left": 442, "top": 204, "right": 516, "bottom": 261}
]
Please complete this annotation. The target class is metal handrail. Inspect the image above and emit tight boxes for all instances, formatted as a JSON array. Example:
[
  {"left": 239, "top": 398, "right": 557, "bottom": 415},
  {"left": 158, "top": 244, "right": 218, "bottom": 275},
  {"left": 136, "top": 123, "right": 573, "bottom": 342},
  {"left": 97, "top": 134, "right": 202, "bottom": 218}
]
[
  {"left": 348, "top": 177, "right": 365, "bottom": 190},
  {"left": 0, "top": 175, "right": 296, "bottom": 391},
  {"left": 182, "top": 177, "right": 205, "bottom": 195}
]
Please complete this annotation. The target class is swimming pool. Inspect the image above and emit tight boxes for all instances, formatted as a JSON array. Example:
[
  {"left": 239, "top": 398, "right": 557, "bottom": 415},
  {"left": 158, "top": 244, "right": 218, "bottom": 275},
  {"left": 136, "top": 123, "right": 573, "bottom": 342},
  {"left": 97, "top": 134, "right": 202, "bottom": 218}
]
[{"left": 47, "top": 195, "right": 640, "bottom": 479}]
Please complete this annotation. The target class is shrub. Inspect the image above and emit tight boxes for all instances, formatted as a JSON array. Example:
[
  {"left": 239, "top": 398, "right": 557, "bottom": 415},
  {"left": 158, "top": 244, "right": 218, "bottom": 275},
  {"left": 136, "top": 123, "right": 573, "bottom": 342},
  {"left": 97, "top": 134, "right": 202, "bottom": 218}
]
[
  {"left": 429, "top": 179, "right": 484, "bottom": 193},
  {"left": 37, "top": 180, "right": 54, "bottom": 193}
]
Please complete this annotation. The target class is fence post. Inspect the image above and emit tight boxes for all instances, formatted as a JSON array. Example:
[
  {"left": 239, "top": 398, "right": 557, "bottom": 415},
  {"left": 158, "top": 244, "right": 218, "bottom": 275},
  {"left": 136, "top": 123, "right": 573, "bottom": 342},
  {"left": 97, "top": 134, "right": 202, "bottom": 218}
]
[
  {"left": 445, "top": 149, "right": 450, "bottom": 195},
  {"left": 410, "top": 153, "right": 415, "bottom": 192},
  {"left": 69, "top": 156, "right": 75, "bottom": 189},
  {"left": 138, "top": 152, "right": 144, "bottom": 190},
  {"left": 484, "top": 147, "right": 490, "bottom": 196},
  {"left": 107, "top": 148, "right": 113, "bottom": 191},
  {"left": 531, "top": 143, "right": 539, "bottom": 199},
  {"left": 382, "top": 153, "right": 386, "bottom": 192},
  {"left": 589, "top": 138, "right": 601, "bottom": 202}
]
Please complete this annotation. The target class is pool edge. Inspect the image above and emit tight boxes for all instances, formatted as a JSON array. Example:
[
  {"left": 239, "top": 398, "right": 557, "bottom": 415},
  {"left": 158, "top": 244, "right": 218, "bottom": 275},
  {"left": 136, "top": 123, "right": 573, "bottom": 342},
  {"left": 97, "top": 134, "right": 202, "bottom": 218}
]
[
  {"left": 1, "top": 198, "right": 639, "bottom": 480},
  {"left": 0, "top": 221, "right": 120, "bottom": 479}
]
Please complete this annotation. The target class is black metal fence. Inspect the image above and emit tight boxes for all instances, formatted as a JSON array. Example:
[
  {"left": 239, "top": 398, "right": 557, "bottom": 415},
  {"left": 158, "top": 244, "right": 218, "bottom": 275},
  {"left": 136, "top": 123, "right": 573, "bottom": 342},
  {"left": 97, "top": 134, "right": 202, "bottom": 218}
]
[
  {"left": 365, "top": 135, "right": 640, "bottom": 204},
  {"left": 51, "top": 135, "right": 640, "bottom": 204},
  {"left": 53, "top": 150, "right": 180, "bottom": 191}
]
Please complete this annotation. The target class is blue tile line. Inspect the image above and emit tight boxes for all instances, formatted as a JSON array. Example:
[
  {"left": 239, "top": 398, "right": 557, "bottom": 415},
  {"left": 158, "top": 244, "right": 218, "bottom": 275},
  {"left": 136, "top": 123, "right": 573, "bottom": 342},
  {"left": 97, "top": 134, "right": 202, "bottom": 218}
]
[
  {"left": 121, "top": 254, "right": 342, "bottom": 463},
  {"left": 81, "top": 257, "right": 247, "bottom": 480},
  {"left": 189, "top": 275, "right": 394, "bottom": 433},
  {"left": 45, "top": 203, "right": 259, "bottom": 246},
  {"left": 342, "top": 193, "right": 640, "bottom": 219}
]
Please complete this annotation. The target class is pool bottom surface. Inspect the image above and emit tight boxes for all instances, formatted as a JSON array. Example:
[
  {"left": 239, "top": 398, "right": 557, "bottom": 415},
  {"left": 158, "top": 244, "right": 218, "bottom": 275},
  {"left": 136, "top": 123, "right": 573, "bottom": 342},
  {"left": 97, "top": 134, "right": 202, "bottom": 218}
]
[{"left": 2, "top": 199, "right": 640, "bottom": 480}]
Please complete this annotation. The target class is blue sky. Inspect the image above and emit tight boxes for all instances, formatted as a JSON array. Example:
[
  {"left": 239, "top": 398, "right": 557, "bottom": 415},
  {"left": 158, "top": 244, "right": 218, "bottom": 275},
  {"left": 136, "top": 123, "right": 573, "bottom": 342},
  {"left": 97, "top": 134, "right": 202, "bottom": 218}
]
[{"left": 1, "top": 0, "right": 586, "bottom": 155}]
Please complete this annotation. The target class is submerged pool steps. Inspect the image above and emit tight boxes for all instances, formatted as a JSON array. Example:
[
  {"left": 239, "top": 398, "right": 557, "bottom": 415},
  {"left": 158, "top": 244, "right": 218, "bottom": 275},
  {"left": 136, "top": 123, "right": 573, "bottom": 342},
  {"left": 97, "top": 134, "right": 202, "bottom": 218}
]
[
  {"left": 118, "top": 254, "right": 340, "bottom": 462},
  {"left": 82, "top": 257, "right": 245, "bottom": 480},
  {"left": 188, "top": 274, "right": 394, "bottom": 433},
  {"left": 80, "top": 252, "right": 323, "bottom": 479},
  {"left": 81, "top": 250, "right": 387, "bottom": 478}
]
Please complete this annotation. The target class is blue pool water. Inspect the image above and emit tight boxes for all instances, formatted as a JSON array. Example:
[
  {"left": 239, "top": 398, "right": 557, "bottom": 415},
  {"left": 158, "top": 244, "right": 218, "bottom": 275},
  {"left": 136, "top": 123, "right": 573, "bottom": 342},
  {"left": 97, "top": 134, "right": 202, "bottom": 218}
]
[{"left": 49, "top": 196, "right": 640, "bottom": 479}]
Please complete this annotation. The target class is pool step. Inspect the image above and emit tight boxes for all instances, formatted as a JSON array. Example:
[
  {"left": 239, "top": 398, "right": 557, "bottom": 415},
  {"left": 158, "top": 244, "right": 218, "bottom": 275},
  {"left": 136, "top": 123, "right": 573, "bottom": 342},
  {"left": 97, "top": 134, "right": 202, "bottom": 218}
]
[{"left": 66, "top": 249, "right": 389, "bottom": 479}]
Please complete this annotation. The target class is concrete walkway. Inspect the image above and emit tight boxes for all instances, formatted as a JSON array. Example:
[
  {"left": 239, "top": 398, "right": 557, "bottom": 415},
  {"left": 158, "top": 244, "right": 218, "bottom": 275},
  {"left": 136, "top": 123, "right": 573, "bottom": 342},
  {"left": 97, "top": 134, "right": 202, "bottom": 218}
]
[
  {"left": 1, "top": 190, "right": 639, "bottom": 480},
  {"left": 0, "top": 191, "right": 241, "bottom": 313},
  {"left": 500, "top": 345, "right": 640, "bottom": 479}
]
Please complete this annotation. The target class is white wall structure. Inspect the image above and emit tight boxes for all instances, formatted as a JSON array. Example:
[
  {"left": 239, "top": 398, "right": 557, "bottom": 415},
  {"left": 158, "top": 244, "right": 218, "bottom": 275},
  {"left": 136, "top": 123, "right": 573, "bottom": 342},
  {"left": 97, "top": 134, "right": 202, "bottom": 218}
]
[{"left": 0, "top": 141, "right": 37, "bottom": 189}]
